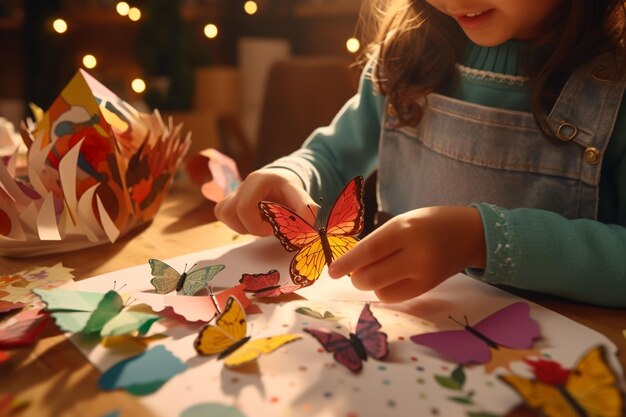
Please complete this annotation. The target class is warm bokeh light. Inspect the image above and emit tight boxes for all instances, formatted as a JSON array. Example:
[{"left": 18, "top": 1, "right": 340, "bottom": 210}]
[
  {"left": 131, "top": 78, "right": 146, "bottom": 93},
  {"left": 203, "top": 24, "right": 218, "bottom": 39},
  {"left": 52, "top": 18, "right": 67, "bottom": 34},
  {"left": 116, "top": 2, "right": 130, "bottom": 16},
  {"left": 244, "top": 1, "right": 258, "bottom": 15},
  {"left": 82, "top": 54, "right": 97, "bottom": 69},
  {"left": 346, "top": 37, "right": 360, "bottom": 53},
  {"left": 128, "top": 7, "right": 141, "bottom": 21}
]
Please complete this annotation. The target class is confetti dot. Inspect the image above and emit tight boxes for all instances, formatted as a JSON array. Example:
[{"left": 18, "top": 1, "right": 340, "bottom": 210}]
[
  {"left": 336, "top": 325, "right": 342, "bottom": 330},
  {"left": 441, "top": 365, "right": 449, "bottom": 371},
  {"left": 418, "top": 392, "right": 427, "bottom": 399},
  {"left": 416, "top": 366, "right": 425, "bottom": 372},
  {"left": 323, "top": 392, "right": 333, "bottom": 398},
  {"left": 270, "top": 397, "right": 279, "bottom": 403},
  {"left": 299, "top": 366, "right": 308, "bottom": 372},
  {"left": 230, "top": 377, "right": 240, "bottom": 384},
  {"left": 282, "top": 323, "right": 289, "bottom": 327},
  {"left": 398, "top": 336, "right": 405, "bottom": 341},
  {"left": 387, "top": 400, "right": 396, "bottom": 408},
  {"left": 352, "top": 386, "right": 360, "bottom": 392},
  {"left": 346, "top": 412, "right": 359, "bottom": 417},
  {"left": 485, "top": 380, "right": 494, "bottom": 387},
  {"left": 416, "top": 378, "right": 425, "bottom": 384},
  {"left": 301, "top": 403, "right": 314, "bottom": 412},
  {"left": 431, "top": 408, "right": 439, "bottom": 415},
  {"left": 317, "top": 348, "right": 325, "bottom": 353},
  {"left": 377, "top": 365, "right": 387, "bottom": 371},
  {"left": 410, "top": 356, "right": 418, "bottom": 362},
  {"left": 382, "top": 379, "right": 391, "bottom": 385},
  {"left": 302, "top": 322, "right": 309, "bottom": 326}
]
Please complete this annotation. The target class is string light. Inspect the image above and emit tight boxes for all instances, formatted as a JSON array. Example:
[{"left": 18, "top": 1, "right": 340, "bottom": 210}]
[
  {"left": 82, "top": 54, "right": 97, "bottom": 69},
  {"left": 346, "top": 37, "right": 360, "bottom": 53},
  {"left": 244, "top": 1, "right": 258, "bottom": 15},
  {"left": 128, "top": 7, "right": 141, "bottom": 21},
  {"left": 131, "top": 78, "right": 146, "bottom": 93},
  {"left": 116, "top": 2, "right": 130, "bottom": 16},
  {"left": 203, "top": 24, "right": 218, "bottom": 39},
  {"left": 52, "top": 18, "right": 68, "bottom": 34}
]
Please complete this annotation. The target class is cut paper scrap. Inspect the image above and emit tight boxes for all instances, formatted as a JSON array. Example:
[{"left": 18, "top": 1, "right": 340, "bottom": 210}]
[
  {"left": 0, "top": 394, "right": 31, "bottom": 416},
  {"left": 0, "top": 308, "right": 49, "bottom": 348},
  {"left": 181, "top": 403, "right": 247, "bottom": 417},
  {"left": 185, "top": 148, "right": 241, "bottom": 203},
  {"left": 259, "top": 175, "right": 365, "bottom": 287},
  {"left": 0, "top": 69, "right": 190, "bottom": 257},
  {"left": 434, "top": 365, "right": 500, "bottom": 414},
  {"left": 295, "top": 306, "right": 342, "bottom": 321},
  {"left": 148, "top": 258, "right": 225, "bottom": 296},
  {"left": 0, "top": 300, "right": 24, "bottom": 315},
  {"left": 410, "top": 302, "right": 541, "bottom": 373},
  {"left": 239, "top": 269, "right": 300, "bottom": 298},
  {"left": 133, "top": 284, "right": 250, "bottom": 323},
  {"left": 0, "top": 263, "right": 74, "bottom": 305},
  {"left": 34, "top": 288, "right": 160, "bottom": 338},
  {"left": 304, "top": 303, "right": 388, "bottom": 373},
  {"left": 194, "top": 296, "right": 301, "bottom": 367},
  {"left": 99, "top": 345, "right": 187, "bottom": 396},
  {"left": 500, "top": 345, "right": 625, "bottom": 417}
]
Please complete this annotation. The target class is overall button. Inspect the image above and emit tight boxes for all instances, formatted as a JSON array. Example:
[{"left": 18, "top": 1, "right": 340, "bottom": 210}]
[
  {"left": 591, "top": 65, "right": 614, "bottom": 82},
  {"left": 386, "top": 103, "right": 397, "bottom": 117},
  {"left": 556, "top": 122, "right": 578, "bottom": 141},
  {"left": 584, "top": 147, "right": 601, "bottom": 165}
]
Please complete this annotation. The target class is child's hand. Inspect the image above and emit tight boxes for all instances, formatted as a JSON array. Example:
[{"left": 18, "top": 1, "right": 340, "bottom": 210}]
[
  {"left": 214, "top": 169, "right": 317, "bottom": 236},
  {"left": 328, "top": 206, "right": 486, "bottom": 303}
]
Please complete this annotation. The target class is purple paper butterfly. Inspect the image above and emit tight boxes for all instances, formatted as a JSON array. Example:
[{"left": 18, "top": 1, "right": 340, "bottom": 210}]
[
  {"left": 304, "top": 303, "right": 389, "bottom": 372},
  {"left": 410, "top": 302, "right": 540, "bottom": 364}
]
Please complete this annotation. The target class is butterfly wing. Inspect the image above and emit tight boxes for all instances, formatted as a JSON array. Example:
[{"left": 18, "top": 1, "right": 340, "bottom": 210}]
[
  {"left": 355, "top": 304, "right": 389, "bottom": 361},
  {"left": 291, "top": 238, "right": 329, "bottom": 286},
  {"left": 253, "top": 284, "right": 300, "bottom": 298},
  {"left": 499, "top": 375, "right": 575, "bottom": 417},
  {"left": 223, "top": 334, "right": 301, "bottom": 367},
  {"left": 567, "top": 345, "right": 625, "bottom": 417},
  {"left": 194, "top": 297, "right": 247, "bottom": 356},
  {"left": 179, "top": 264, "right": 225, "bottom": 296},
  {"left": 258, "top": 201, "right": 320, "bottom": 252},
  {"left": 239, "top": 270, "right": 281, "bottom": 292},
  {"left": 473, "top": 302, "right": 540, "bottom": 349},
  {"left": 305, "top": 328, "right": 363, "bottom": 372},
  {"left": 325, "top": 176, "right": 365, "bottom": 239},
  {"left": 410, "top": 329, "right": 491, "bottom": 364},
  {"left": 149, "top": 259, "right": 181, "bottom": 294}
]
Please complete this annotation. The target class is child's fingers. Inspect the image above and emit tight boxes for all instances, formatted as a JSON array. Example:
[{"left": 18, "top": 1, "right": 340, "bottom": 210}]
[{"left": 374, "top": 279, "right": 428, "bottom": 303}]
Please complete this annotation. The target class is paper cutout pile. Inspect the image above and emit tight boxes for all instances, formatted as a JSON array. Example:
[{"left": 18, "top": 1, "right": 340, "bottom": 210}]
[{"left": 0, "top": 69, "right": 191, "bottom": 256}]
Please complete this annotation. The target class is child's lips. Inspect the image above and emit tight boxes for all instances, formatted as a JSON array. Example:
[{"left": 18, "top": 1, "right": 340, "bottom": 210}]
[{"left": 455, "top": 9, "right": 495, "bottom": 29}]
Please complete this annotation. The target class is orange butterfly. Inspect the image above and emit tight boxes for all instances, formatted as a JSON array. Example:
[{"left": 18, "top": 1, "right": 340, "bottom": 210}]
[{"left": 258, "top": 176, "right": 364, "bottom": 287}]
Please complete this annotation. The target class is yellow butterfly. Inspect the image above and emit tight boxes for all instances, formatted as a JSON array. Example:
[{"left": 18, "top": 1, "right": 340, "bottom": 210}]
[
  {"left": 194, "top": 296, "right": 300, "bottom": 367},
  {"left": 500, "top": 345, "right": 625, "bottom": 417}
]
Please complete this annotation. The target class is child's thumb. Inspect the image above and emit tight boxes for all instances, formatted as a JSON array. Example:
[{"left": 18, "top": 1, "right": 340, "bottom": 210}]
[{"left": 285, "top": 185, "right": 319, "bottom": 221}]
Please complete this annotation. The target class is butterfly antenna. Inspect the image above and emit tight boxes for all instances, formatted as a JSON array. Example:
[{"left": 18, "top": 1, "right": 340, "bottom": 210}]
[
  {"left": 307, "top": 204, "right": 323, "bottom": 230},
  {"left": 112, "top": 281, "right": 127, "bottom": 292},
  {"left": 189, "top": 262, "right": 198, "bottom": 272},
  {"left": 447, "top": 315, "right": 465, "bottom": 328}
]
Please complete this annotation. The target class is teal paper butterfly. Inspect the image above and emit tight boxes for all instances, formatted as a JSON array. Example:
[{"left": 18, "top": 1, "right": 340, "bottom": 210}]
[
  {"left": 34, "top": 288, "right": 160, "bottom": 337},
  {"left": 149, "top": 259, "right": 225, "bottom": 295}
]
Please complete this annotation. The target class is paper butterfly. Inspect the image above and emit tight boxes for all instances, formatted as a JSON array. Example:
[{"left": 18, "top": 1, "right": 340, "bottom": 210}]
[
  {"left": 194, "top": 296, "right": 301, "bottom": 367},
  {"left": 34, "top": 288, "right": 160, "bottom": 337},
  {"left": 410, "top": 302, "right": 540, "bottom": 365},
  {"left": 500, "top": 345, "right": 625, "bottom": 417},
  {"left": 239, "top": 270, "right": 300, "bottom": 298},
  {"left": 0, "top": 308, "right": 49, "bottom": 348},
  {"left": 295, "top": 306, "right": 342, "bottom": 321},
  {"left": 149, "top": 259, "right": 225, "bottom": 295},
  {"left": 258, "top": 175, "right": 364, "bottom": 287},
  {"left": 133, "top": 284, "right": 251, "bottom": 322},
  {"left": 304, "top": 303, "right": 388, "bottom": 372}
]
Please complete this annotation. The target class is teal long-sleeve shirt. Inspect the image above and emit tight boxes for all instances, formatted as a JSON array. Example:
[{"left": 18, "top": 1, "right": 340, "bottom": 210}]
[{"left": 269, "top": 40, "right": 626, "bottom": 307}]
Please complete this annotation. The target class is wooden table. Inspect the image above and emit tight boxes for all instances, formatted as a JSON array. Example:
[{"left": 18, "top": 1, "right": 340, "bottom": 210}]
[{"left": 1, "top": 177, "right": 625, "bottom": 417}]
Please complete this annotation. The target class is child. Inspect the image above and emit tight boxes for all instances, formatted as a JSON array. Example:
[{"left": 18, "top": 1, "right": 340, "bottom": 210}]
[{"left": 215, "top": 0, "right": 626, "bottom": 307}]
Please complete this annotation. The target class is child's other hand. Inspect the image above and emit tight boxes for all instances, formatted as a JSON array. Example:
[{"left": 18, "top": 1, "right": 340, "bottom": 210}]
[
  {"left": 328, "top": 206, "right": 486, "bottom": 303},
  {"left": 214, "top": 169, "right": 317, "bottom": 236}
]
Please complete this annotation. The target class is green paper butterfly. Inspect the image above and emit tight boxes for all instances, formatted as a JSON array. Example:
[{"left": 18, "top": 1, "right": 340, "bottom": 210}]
[
  {"left": 149, "top": 259, "right": 225, "bottom": 295},
  {"left": 34, "top": 288, "right": 160, "bottom": 337}
]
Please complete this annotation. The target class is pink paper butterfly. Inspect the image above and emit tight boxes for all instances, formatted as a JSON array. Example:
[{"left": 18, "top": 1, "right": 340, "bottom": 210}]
[
  {"left": 304, "top": 303, "right": 388, "bottom": 372},
  {"left": 239, "top": 270, "right": 300, "bottom": 298},
  {"left": 410, "top": 302, "right": 540, "bottom": 364}
]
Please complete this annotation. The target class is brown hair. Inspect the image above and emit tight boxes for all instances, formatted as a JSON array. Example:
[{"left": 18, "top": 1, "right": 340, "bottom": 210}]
[{"left": 360, "top": 0, "right": 626, "bottom": 140}]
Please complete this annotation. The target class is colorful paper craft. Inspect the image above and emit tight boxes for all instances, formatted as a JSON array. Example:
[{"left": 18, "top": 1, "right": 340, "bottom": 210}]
[
  {"left": 0, "top": 300, "right": 25, "bottom": 315},
  {"left": 99, "top": 345, "right": 187, "bottom": 396},
  {"left": 34, "top": 288, "right": 160, "bottom": 338},
  {"left": 410, "top": 302, "right": 541, "bottom": 371},
  {"left": 0, "top": 70, "right": 190, "bottom": 256},
  {"left": 500, "top": 345, "right": 625, "bottom": 417},
  {"left": 304, "top": 303, "right": 388, "bottom": 373},
  {"left": 0, "top": 308, "right": 49, "bottom": 348},
  {"left": 181, "top": 403, "right": 247, "bottom": 417},
  {"left": 194, "top": 296, "right": 300, "bottom": 367},
  {"left": 0, "top": 263, "right": 74, "bottom": 305},
  {"left": 259, "top": 176, "right": 364, "bottom": 287},
  {"left": 133, "top": 284, "right": 250, "bottom": 322},
  {"left": 295, "top": 306, "right": 342, "bottom": 321},
  {"left": 149, "top": 259, "right": 225, "bottom": 295},
  {"left": 185, "top": 148, "right": 241, "bottom": 203},
  {"left": 239, "top": 270, "right": 300, "bottom": 297}
]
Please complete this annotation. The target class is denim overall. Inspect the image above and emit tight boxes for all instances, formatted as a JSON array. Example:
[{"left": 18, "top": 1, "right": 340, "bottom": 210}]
[{"left": 377, "top": 56, "right": 626, "bottom": 220}]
